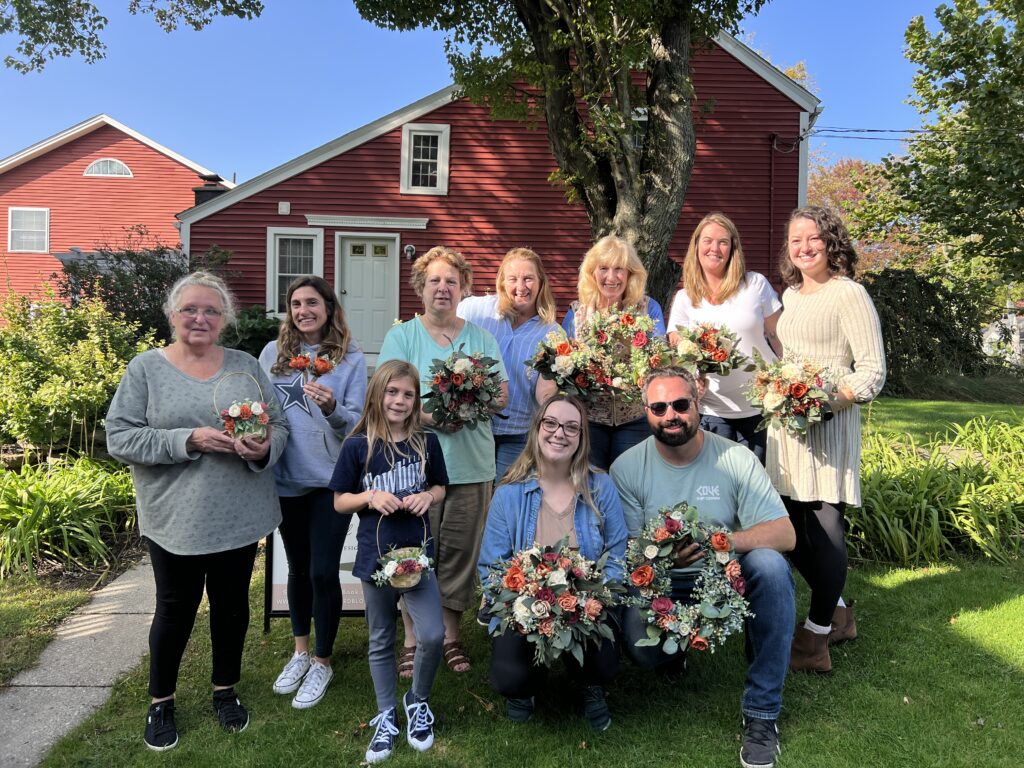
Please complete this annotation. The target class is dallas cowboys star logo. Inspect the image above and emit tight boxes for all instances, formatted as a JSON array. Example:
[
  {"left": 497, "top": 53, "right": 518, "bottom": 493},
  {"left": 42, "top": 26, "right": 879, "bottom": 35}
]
[{"left": 274, "top": 374, "right": 312, "bottom": 415}]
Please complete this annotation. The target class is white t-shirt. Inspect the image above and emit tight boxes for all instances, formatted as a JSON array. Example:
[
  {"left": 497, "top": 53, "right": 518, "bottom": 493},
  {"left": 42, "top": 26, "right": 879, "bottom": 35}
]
[{"left": 667, "top": 271, "right": 782, "bottom": 418}]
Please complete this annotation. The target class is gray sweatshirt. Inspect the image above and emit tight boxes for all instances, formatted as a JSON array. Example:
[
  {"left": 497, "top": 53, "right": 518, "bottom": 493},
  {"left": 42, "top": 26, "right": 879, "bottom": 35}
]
[{"left": 105, "top": 348, "right": 288, "bottom": 555}]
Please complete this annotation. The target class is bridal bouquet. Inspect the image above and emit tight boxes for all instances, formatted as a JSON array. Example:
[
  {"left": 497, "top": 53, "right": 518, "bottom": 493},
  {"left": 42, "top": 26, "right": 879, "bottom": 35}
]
[
  {"left": 746, "top": 350, "right": 833, "bottom": 435},
  {"left": 422, "top": 345, "right": 505, "bottom": 429},
  {"left": 672, "top": 323, "right": 753, "bottom": 377}
]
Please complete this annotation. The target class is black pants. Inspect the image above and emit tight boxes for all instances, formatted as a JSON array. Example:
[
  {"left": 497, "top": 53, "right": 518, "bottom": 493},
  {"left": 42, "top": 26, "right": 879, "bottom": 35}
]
[
  {"left": 489, "top": 630, "right": 619, "bottom": 699},
  {"left": 783, "top": 496, "right": 847, "bottom": 627},
  {"left": 147, "top": 538, "right": 258, "bottom": 698},
  {"left": 277, "top": 489, "right": 352, "bottom": 658}
]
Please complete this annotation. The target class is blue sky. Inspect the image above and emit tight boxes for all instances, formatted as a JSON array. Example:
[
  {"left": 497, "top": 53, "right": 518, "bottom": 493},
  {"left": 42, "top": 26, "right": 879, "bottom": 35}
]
[{"left": 0, "top": 1, "right": 939, "bottom": 183}]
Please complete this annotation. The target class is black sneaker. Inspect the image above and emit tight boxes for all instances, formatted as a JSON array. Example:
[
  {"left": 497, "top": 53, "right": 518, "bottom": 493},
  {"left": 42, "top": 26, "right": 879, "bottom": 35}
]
[
  {"left": 144, "top": 700, "right": 178, "bottom": 751},
  {"left": 582, "top": 686, "right": 611, "bottom": 732},
  {"left": 740, "top": 716, "right": 781, "bottom": 768},
  {"left": 505, "top": 696, "right": 534, "bottom": 723},
  {"left": 212, "top": 687, "right": 249, "bottom": 733}
]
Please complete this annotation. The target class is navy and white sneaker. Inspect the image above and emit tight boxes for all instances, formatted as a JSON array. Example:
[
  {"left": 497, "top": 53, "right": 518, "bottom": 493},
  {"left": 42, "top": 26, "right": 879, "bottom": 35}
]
[
  {"left": 292, "top": 658, "right": 333, "bottom": 709},
  {"left": 144, "top": 700, "right": 178, "bottom": 751},
  {"left": 740, "top": 716, "right": 781, "bottom": 768},
  {"left": 403, "top": 690, "right": 435, "bottom": 752},
  {"left": 365, "top": 707, "right": 400, "bottom": 763},
  {"left": 272, "top": 651, "right": 310, "bottom": 694}
]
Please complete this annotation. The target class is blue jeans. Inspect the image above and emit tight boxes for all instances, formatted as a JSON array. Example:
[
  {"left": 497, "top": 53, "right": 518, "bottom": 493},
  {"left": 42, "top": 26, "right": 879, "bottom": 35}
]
[
  {"left": 621, "top": 548, "right": 794, "bottom": 720},
  {"left": 494, "top": 433, "right": 528, "bottom": 484},
  {"left": 588, "top": 417, "right": 651, "bottom": 471},
  {"left": 700, "top": 414, "right": 767, "bottom": 466}
]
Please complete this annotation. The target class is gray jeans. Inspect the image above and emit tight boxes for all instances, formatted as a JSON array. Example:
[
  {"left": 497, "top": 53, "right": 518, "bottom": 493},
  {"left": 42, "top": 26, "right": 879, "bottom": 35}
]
[{"left": 361, "top": 575, "right": 445, "bottom": 712}]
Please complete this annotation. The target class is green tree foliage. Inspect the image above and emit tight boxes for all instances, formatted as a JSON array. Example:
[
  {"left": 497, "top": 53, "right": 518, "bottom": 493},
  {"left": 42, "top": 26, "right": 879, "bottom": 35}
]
[
  {"left": 353, "top": 0, "right": 767, "bottom": 306},
  {"left": 873, "top": 1, "right": 1024, "bottom": 274},
  {"left": 0, "top": 294, "right": 157, "bottom": 449},
  {"left": 0, "top": 0, "right": 263, "bottom": 72}
]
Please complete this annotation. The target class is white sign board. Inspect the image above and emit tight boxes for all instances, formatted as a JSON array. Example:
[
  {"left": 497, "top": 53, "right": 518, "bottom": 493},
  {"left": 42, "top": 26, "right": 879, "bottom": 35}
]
[{"left": 269, "top": 524, "right": 365, "bottom": 616}]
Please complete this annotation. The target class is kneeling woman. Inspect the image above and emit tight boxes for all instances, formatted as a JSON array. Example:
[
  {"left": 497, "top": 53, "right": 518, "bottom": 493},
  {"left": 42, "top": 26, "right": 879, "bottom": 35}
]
[{"left": 477, "top": 395, "right": 628, "bottom": 731}]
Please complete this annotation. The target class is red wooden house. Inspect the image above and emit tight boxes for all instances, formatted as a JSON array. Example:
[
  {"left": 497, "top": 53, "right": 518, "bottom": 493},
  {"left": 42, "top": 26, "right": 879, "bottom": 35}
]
[
  {"left": 179, "top": 34, "right": 819, "bottom": 363},
  {"left": 0, "top": 114, "right": 232, "bottom": 298}
]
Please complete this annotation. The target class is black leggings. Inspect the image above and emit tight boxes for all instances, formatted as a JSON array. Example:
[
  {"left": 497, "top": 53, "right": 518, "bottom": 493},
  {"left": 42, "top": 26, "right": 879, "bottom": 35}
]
[
  {"left": 147, "top": 539, "right": 258, "bottom": 699},
  {"left": 783, "top": 497, "right": 847, "bottom": 627},
  {"left": 489, "top": 630, "right": 619, "bottom": 699}
]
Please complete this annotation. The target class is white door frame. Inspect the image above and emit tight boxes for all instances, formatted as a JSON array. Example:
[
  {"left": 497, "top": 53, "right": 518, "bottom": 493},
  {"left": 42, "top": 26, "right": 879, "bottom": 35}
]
[{"left": 334, "top": 231, "right": 401, "bottom": 368}]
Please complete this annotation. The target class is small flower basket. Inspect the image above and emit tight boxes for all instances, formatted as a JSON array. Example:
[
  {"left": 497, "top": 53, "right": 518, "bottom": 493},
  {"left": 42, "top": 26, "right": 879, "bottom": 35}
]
[
  {"left": 745, "top": 349, "right": 833, "bottom": 436},
  {"left": 213, "top": 372, "right": 269, "bottom": 439},
  {"left": 672, "top": 322, "right": 753, "bottom": 377},
  {"left": 372, "top": 515, "right": 432, "bottom": 589}
]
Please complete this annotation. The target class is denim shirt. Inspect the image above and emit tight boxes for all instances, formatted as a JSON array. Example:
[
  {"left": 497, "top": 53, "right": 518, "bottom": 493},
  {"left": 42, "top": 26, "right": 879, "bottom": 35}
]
[{"left": 477, "top": 472, "right": 628, "bottom": 584}]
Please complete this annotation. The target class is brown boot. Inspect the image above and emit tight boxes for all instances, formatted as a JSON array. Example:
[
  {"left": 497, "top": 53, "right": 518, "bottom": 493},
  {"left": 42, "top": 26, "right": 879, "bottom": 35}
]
[
  {"left": 828, "top": 604, "right": 857, "bottom": 645},
  {"left": 790, "top": 626, "right": 832, "bottom": 673}
]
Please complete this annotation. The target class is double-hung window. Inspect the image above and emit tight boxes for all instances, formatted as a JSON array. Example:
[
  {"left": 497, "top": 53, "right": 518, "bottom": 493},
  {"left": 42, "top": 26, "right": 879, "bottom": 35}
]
[
  {"left": 8, "top": 208, "right": 49, "bottom": 253},
  {"left": 266, "top": 227, "right": 324, "bottom": 314},
  {"left": 400, "top": 123, "right": 451, "bottom": 195}
]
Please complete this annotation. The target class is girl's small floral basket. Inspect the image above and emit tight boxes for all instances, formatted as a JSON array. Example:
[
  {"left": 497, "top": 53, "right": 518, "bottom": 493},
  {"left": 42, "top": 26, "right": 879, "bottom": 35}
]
[{"left": 372, "top": 514, "right": 432, "bottom": 589}]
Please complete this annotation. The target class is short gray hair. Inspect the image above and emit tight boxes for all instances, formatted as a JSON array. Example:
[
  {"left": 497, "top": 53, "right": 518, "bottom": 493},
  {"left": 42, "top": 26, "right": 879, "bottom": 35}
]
[
  {"left": 164, "top": 271, "right": 236, "bottom": 330},
  {"left": 642, "top": 366, "right": 698, "bottom": 402}
]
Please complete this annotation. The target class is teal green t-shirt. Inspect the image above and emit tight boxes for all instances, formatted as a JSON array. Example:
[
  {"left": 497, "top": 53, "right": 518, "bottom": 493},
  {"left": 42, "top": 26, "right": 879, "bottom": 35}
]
[
  {"left": 610, "top": 432, "right": 786, "bottom": 572},
  {"left": 378, "top": 317, "right": 507, "bottom": 485}
]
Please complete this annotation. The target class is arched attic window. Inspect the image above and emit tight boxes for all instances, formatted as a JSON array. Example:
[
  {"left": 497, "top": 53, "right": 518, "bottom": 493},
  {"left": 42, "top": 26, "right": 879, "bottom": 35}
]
[{"left": 84, "top": 158, "right": 133, "bottom": 177}]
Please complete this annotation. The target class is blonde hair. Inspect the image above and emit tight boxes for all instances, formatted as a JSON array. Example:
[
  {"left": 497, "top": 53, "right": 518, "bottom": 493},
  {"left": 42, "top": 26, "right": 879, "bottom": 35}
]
[
  {"left": 577, "top": 235, "right": 648, "bottom": 310},
  {"left": 501, "top": 394, "right": 598, "bottom": 515},
  {"left": 495, "top": 247, "right": 557, "bottom": 324},
  {"left": 410, "top": 246, "right": 473, "bottom": 297},
  {"left": 348, "top": 360, "right": 428, "bottom": 476},
  {"left": 270, "top": 275, "right": 356, "bottom": 374},
  {"left": 164, "top": 270, "right": 236, "bottom": 332},
  {"left": 682, "top": 212, "right": 747, "bottom": 306}
]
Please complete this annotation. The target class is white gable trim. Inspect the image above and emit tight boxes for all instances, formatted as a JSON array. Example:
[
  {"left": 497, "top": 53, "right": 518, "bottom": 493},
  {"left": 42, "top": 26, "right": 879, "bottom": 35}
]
[
  {"left": 0, "top": 114, "right": 233, "bottom": 185},
  {"left": 180, "top": 85, "right": 461, "bottom": 225},
  {"left": 305, "top": 214, "right": 429, "bottom": 230},
  {"left": 713, "top": 33, "right": 820, "bottom": 112}
]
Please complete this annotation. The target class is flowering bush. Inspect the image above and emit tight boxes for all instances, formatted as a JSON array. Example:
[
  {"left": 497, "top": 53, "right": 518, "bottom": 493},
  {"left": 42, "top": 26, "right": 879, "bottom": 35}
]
[
  {"left": 219, "top": 400, "right": 270, "bottom": 439},
  {"left": 288, "top": 353, "right": 334, "bottom": 381},
  {"left": 481, "top": 538, "right": 623, "bottom": 667},
  {"left": 626, "top": 502, "right": 751, "bottom": 654},
  {"left": 672, "top": 323, "right": 753, "bottom": 377},
  {"left": 422, "top": 345, "right": 504, "bottom": 429},
  {"left": 745, "top": 349, "right": 833, "bottom": 435}
]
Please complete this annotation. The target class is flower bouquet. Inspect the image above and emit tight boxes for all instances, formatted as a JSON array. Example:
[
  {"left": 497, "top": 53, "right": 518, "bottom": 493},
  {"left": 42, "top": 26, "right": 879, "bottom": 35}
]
[
  {"left": 745, "top": 349, "right": 833, "bottom": 436},
  {"left": 220, "top": 400, "right": 270, "bottom": 439},
  {"left": 288, "top": 353, "right": 335, "bottom": 382},
  {"left": 480, "top": 538, "right": 623, "bottom": 667},
  {"left": 529, "top": 331, "right": 612, "bottom": 403},
  {"left": 587, "top": 306, "right": 670, "bottom": 402},
  {"left": 672, "top": 323, "right": 753, "bottom": 377},
  {"left": 422, "top": 344, "right": 505, "bottom": 430},
  {"left": 626, "top": 502, "right": 751, "bottom": 654}
]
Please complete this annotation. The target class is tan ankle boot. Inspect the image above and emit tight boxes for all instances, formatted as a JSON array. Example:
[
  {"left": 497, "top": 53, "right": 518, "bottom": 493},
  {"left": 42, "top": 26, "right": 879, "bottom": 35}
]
[
  {"left": 790, "top": 626, "right": 832, "bottom": 673},
  {"left": 828, "top": 605, "right": 857, "bottom": 645}
]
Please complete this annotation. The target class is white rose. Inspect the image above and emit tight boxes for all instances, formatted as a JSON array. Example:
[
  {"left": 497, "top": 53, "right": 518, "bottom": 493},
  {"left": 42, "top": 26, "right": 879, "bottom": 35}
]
[
  {"left": 611, "top": 376, "right": 623, "bottom": 388},
  {"left": 716, "top": 550, "right": 730, "bottom": 564},
  {"left": 513, "top": 596, "right": 531, "bottom": 623},
  {"left": 530, "top": 599, "right": 551, "bottom": 618},
  {"left": 452, "top": 357, "right": 475, "bottom": 375},
  {"left": 676, "top": 339, "right": 700, "bottom": 358},
  {"left": 228, "top": 403, "right": 241, "bottom": 418},
  {"left": 250, "top": 402, "right": 264, "bottom": 416},
  {"left": 669, "top": 509, "right": 684, "bottom": 521},
  {"left": 762, "top": 390, "right": 786, "bottom": 411},
  {"left": 677, "top": 622, "right": 691, "bottom": 636},
  {"left": 417, "top": 555, "right": 430, "bottom": 569},
  {"left": 547, "top": 569, "right": 567, "bottom": 586},
  {"left": 780, "top": 363, "right": 802, "bottom": 380},
  {"left": 644, "top": 544, "right": 660, "bottom": 559},
  {"left": 383, "top": 561, "right": 398, "bottom": 577},
  {"left": 552, "top": 355, "right": 575, "bottom": 377}
]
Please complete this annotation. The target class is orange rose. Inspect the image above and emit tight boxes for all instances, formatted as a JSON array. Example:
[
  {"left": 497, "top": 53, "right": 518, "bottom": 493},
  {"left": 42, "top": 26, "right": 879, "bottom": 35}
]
[
  {"left": 774, "top": 380, "right": 788, "bottom": 394},
  {"left": 534, "top": 563, "right": 551, "bottom": 578},
  {"left": 789, "top": 381, "right": 809, "bottom": 398},
  {"left": 239, "top": 404, "right": 252, "bottom": 419},
  {"left": 653, "top": 527, "right": 671, "bottom": 542},
  {"left": 725, "top": 559, "right": 742, "bottom": 581},
  {"left": 656, "top": 614, "right": 675, "bottom": 630},
  {"left": 503, "top": 567, "right": 526, "bottom": 591},
  {"left": 711, "top": 348, "right": 728, "bottom": 362},
  {"left": 313, "top": 357, "right": 332, "bottom": 375},
  {"left": 538, "top": 617, "right": 556, "bottom": 636},
  {"left": 630, "top": 565, "right": 655, "bottom": 587},
  {"left": 451, "top": 372, "right": 465, "bottom": 387},
  {"left": 556, "top": 593, "right": 578, "bottom": 612},
  {"left": 584, "top": 598, "right": 604, "bottom": 619},
  {"left": 556, "top": 341, "right": 573, "bottom": 356},
  {"left": 224, "top": 419, "right": 235, "bottom": 435},
  {"left": 432, "top": 374, "right": 442, "bottom": 385},
  {"left": 689, "top": 633, "right": 709, "bottom": 652},
  {"left": 258, "top": 413, "right": 270, "bottom": 425},
  {"left": 289, "top": 355, "right": 311, "bottom": 370},
  {"left": 621, "top": 313, "right": 635, "bottom": 326},
  {"left": 710, "top": 531, "right": 731, "bottom": 552},
  {"left": 649, "top": 353, "right": 662, "bottom": 367},
  {"left": 558, "top": 556, "right": 573, "bottom": 570}
]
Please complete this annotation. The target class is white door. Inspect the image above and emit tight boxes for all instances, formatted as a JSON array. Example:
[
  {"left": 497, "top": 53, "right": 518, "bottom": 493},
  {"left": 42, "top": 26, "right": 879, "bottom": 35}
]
[{"left": 337, "top": 236, "right": 398, "bottom": 358}]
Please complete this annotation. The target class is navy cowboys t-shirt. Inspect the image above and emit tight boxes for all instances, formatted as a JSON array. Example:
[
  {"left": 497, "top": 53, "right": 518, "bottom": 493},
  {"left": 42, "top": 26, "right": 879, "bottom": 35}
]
[{"left": 329, "top": 433, "right": 448, "bottom": 581}]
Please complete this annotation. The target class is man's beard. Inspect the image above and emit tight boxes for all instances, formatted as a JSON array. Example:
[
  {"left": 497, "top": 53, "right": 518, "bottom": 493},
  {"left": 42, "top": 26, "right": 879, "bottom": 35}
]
[{"left": 652, "top": 418, "right": 698, "bottom": 447}]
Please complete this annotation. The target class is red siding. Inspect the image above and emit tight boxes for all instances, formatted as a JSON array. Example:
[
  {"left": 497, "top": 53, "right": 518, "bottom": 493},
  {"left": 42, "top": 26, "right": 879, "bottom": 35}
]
[
  {"left": 0, "top": 126, "right": 203, "bottom": 298},
  {"left": 189, "top": 43, "right": 805, "bottom": 319}
]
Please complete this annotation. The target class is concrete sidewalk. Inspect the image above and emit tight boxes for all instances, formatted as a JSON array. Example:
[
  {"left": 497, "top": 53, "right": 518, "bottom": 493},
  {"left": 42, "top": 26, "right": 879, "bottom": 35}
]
[{"left": 0, "top": 557, "right": 154, "bottom": 767}]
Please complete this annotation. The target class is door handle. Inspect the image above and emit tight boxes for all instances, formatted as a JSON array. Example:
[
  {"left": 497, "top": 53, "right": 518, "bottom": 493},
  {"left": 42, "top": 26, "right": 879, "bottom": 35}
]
[{"left": 340, "top": 289, "right": 347, "bottom": 294}]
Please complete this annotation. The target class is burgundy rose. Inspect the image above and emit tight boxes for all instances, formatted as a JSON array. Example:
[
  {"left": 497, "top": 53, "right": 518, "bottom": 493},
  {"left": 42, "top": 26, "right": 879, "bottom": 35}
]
[
  {"left": 566, "top": 610, "right": 580, "bottom": 624},
  {"left": 536, "top": 587, "right": 556, "bottom": 604},
  {"left": 542, "top": 551, "right": 559, "bottom": 563},
  {"left": 651, "top": 596, "right": 675, "bottom": 615},
  {"left": 663, "top": 516, "right": 681, "bottom": 534},
  {"left": 731, "top": 577, "right": 747, "bottom": 596}
]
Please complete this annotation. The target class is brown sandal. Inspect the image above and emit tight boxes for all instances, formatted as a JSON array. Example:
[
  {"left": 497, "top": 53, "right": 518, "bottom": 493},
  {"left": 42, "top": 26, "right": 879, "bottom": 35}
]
[
  {"left": 443, "top": 640, "right": 471, "bottom": 673},
  {"left": 398, "top": 645, "right": 416, "bottom": 680}
]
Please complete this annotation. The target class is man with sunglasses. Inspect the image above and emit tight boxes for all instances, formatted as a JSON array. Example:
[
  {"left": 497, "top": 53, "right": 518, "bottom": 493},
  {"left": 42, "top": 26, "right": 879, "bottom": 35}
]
[{"left": 610, "top": 366, "right": 796, "bottom": 768}]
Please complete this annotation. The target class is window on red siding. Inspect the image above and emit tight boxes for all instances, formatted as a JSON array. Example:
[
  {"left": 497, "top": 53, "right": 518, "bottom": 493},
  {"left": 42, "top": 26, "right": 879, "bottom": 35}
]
[
  {"left": 400, "top": 123, "right": 450, "bottom": 196},
  {"left": 8, "top": 208, "right": 49, "bottom": 252},
  {"left": 84, "top": 158, "right": 133, "bottom": 177}
]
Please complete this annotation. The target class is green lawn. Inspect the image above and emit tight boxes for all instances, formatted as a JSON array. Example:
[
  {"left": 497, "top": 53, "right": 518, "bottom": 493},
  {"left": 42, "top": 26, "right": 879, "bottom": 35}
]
[
  {"left": 864, "top": 397, "right": 1023, "bottom": 446},
  {"left": 39, "top": 558, "right": 1024, "bottom": 768}
]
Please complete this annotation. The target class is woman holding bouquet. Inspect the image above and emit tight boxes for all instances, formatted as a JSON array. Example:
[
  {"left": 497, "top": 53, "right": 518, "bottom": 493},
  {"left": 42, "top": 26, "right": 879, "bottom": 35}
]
[
  {"left": 458, "top": 247, "right": 561, "bottom": 482},
  {"left": 562, "top": 235, "right": 666, "bottom": 469},
  {"left": 106, "top": 272, "right": 288, "bottom": 751},
  {"left": 478, "top": 394, "right": 628, "bottom": 730},
  {"left": 667, "top": 213, "right": 782, "bottom": 464},
  {"left": 769, "top": 206, "right": 885, "bottom": 673},
  {"left": 259, "top": 276, "right": 366, "bottom": 709},
  {"left": 378, "top": 246, "right": 509, "bottom": 675}
]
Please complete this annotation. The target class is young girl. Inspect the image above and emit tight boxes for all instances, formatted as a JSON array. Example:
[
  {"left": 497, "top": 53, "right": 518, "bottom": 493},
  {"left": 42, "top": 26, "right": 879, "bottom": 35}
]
[{"left": 330, "top": 361, "right": 448, "bottom": 763}]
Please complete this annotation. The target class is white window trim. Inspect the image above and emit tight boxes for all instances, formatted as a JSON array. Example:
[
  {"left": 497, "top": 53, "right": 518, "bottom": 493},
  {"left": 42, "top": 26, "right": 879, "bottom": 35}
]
[
  {"left": 266, "top": 227, "right": 324, "bottom": 316},
  {"left": 84, "top": 158, "right": 134, "bottom": 177},
  {"left": 400, "top": 123, "right": 450, "bottom": 196},
  {"left": 8, "top": 207, "right": 50, "bottom": 253}
]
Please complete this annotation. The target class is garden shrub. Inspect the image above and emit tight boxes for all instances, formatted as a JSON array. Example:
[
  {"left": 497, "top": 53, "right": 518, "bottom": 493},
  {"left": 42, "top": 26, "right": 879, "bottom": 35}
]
[
  {"left": 0, "top": 457, "right": 136, "bottom": 578},
  {"left": 0, "top": 294, "right": 156, "bottom": 450},
  {"left": 220, "top": 305, "right": 281, "bottom": 358}
]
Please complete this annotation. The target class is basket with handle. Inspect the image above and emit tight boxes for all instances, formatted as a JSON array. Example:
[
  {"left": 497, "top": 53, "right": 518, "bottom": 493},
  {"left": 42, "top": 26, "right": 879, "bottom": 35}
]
[
  {"left": 212, "top": 371, "right": 268, "bottom": 439},
  {"left": 376, "top": 513, "right": 430, "bottom": 589}
]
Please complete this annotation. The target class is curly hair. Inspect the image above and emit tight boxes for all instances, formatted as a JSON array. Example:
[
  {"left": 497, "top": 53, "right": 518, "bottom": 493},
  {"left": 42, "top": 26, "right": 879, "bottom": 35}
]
[
  {"left": 410, "top": 245, "right": 473, "bottom": 298},
  {"left": 779, "top": 206, "right": 859, "bottom": 288},
  {"left": 495, "top": 247, "right": 557, "bottom": 324},
  {"left": 577, "top": 235, "right": 648, "bottom": 310},
  {"left": 682, "top": 212, "right": 747, "bottom": 306},
  {"left": 269, "top": 275, "right": 355, "bottom": 374}
]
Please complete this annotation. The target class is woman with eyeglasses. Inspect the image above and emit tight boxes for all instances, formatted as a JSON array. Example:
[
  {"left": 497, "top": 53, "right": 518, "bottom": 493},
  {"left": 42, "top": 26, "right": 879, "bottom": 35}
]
[
  {"left": 106, "top": 271, "right": 288, "bottom": 751},
  {"left": 258, "top": 276, "right": 367, "bottom": 709},
  {"left": 477, "top": 394, "right": 628, "bottom": 731}
]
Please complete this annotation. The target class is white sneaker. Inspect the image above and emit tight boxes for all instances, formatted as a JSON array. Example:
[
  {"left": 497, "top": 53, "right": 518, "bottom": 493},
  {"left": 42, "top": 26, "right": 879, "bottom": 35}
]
[
  {"left": 292, "top": 658, "right": 333, "bottom": 709},
  {"left": 365, "top": 708, "right": 399, "bottom": 763},
  {"left": 403, "top": 690, "right": 435, "bottom": 752},
  {"left": 272, "top": 651, "right": 310, "bottom": 694}
]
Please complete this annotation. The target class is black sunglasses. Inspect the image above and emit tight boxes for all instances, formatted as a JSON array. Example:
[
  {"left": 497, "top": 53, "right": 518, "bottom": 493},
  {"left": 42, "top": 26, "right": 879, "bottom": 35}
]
[{"left": 645, "top": 398, "right": 692, "bottom": 417}]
